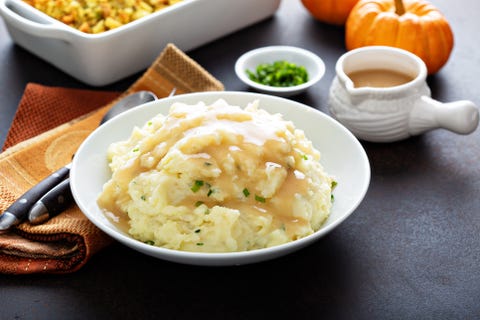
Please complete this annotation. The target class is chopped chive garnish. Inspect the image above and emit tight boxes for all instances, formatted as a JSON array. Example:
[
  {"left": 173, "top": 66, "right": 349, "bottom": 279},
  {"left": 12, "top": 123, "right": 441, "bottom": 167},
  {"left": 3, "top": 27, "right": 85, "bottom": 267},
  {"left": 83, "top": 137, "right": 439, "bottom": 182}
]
[
  {"left": 331, "top": 181, "right": 338, "bottom": 189},
  {"left": 194, "top": 229, "right": 201, "bottom": 233},
  {"left": 207, "top": 189, "right": 214, "bottom": 197},
  {"left": 243, "top": 188, "right": 250, "bottom": 197},
  {"left": 204, "top": 162, "right": 212, "bottom": 166},
  {"left": 302, "top": 154, "right": 308, "bottom": 160},
  {"left": 144, "top": 240, "right": 154, "bottom": 245},
  {"left": 246, "top": 60, "right": 309, "bottom": 87},
  {"left": 331, "top": 194, "right": 335, "bottom": 202},
  {"left": 132, "top": 148, "right": 139, "bottom": 152},
  {"left": 255, "top": 195, "right": 266, "bottom": 203},
  {"left": 195, "top": 201, "right": 204, "bottom": 207},
  {"left": 191, "top": 180, "right": 204, "bottom": 192},
  {"left": 196, "top": 242, "right": 204, "bottom": 246},
  {"left": 140, "top": 195, "right": 146, "bottom": 201},
  {"left": 147, "top": 121, "right": 153, "bottom": 126}
]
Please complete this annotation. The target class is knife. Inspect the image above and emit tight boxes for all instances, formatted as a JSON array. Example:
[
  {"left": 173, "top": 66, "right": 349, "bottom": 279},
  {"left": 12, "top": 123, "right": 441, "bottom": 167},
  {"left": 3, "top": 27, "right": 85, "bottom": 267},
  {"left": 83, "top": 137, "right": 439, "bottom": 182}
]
[
  {"left": 28, "top": 177, "right": 73, "bottom": 224},
  {"left": 0, "top": 164, "right": 70, "bottom": 232}
]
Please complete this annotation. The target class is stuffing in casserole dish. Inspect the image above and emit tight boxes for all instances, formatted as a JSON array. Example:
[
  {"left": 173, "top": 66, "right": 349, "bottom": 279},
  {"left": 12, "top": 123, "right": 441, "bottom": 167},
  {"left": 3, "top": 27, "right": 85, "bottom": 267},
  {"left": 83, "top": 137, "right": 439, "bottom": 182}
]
[{"left": 22, "top": 0, "right": 183, "bottom": 33}]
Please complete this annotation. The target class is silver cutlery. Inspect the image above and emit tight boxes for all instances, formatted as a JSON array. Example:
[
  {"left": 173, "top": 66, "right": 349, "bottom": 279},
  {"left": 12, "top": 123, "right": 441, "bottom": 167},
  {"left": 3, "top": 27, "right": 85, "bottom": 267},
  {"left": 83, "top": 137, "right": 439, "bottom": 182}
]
[{"left": 0, "top": 90, "right": 158, "bottom": 232}]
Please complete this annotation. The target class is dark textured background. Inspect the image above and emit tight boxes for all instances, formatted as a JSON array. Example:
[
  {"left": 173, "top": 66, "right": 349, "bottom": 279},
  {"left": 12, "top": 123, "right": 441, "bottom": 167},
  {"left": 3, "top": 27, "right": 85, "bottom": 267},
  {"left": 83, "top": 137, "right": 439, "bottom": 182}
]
[{"left": 1, "top": 1, "right": 479, "bottom": 319}]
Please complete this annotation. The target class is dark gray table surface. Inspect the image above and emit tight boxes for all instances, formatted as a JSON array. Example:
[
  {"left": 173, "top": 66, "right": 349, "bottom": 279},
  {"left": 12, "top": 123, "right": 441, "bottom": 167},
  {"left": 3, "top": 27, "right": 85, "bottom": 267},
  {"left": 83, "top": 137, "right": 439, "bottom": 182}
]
[{"left": 1, "top": 1, "right": 479, "bottom": 319}]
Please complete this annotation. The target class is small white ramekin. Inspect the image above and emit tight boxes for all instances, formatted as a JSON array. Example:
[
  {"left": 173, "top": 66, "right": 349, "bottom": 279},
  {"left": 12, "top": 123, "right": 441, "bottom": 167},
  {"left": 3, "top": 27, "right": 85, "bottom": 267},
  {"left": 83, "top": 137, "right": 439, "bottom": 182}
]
[{"left": 235, "top": 46, "right": 325, "bottom": 97}]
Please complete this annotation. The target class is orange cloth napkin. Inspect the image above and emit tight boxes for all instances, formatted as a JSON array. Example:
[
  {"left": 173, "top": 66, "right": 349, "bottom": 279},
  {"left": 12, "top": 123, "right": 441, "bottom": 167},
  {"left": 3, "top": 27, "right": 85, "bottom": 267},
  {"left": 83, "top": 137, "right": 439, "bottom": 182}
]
[{"left": 0, "top": 44, "right": 224, "bottom": 274}]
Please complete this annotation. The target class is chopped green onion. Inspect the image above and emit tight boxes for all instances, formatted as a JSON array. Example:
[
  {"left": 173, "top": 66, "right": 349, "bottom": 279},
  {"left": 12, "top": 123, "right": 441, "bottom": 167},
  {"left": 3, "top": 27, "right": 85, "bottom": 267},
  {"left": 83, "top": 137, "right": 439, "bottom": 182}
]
[
  {"left": 331, "top": 181, "right": 338, "bottom": 189},
  {"left": 140, "top": 195, "right": 146, "bottom": 201},
  {"left": 246, "top": 60, "right": 309, "bottom": 87},
  {"left": 144, "top": 240, "right": 154, "bottom": 245},
  {"left": 255, "top": 195, "right": 266, "bottom": 203},
  {"left": 132, "top": 147, "right": 139, "bottom": 152},
  {"left": 243, "top": 188, "right": 250, "bottom": 197},
  {"left": 196, "top": 242, "right": 204, "bottom": 246},
  {"left": 195, "top": 201, "right": 204, "bottom": 207},
  {"left": 330, "top": 181, "right": 337, "bottom": 202},
  {"left": 191, "top": 180, "right": 204, "bottom": 192},
  {"left": 194, "top": 229, "right": 201, "bottom": 233}
]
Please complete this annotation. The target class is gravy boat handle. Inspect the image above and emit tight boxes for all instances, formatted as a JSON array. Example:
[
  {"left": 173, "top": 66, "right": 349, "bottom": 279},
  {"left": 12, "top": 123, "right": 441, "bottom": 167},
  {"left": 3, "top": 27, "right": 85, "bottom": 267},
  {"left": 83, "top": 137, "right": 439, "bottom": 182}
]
[{"left": 409, "top": 96, "right": 479, "bottom": 136}]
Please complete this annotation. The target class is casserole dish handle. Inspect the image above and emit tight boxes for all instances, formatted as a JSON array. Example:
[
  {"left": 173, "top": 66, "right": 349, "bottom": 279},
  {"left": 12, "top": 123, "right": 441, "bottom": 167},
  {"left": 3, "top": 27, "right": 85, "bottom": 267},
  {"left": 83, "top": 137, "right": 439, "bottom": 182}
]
[{"left": 0, "top": 0, "right": 74, "bottom": 41}]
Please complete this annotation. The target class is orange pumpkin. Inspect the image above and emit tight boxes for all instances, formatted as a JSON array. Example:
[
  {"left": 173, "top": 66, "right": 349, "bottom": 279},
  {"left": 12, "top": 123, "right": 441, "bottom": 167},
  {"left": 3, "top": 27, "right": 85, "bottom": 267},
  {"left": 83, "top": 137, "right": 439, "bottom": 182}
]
[
  {"left": 345, "top": 0, "right": 454, "bottom": 74},
  {"left": 301, "top": 0, "right": 360, "bottom": 25}
]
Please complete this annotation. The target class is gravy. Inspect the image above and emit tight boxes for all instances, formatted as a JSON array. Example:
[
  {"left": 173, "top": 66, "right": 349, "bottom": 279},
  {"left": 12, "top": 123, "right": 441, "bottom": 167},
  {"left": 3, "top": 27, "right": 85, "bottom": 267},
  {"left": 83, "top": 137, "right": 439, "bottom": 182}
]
[{"left": 348, "top": 69, "right": 415, "bottom": 88}]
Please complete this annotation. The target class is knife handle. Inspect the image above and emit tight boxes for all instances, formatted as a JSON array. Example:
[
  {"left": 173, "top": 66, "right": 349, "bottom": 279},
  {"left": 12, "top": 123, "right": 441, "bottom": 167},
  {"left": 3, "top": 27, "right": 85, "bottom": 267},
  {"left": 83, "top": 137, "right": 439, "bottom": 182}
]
[
  {"left": 29, "top": 177, "right": 73, "bottom": 224},
  {"left": 0, "top": 164, "right": 71, "bottom": 230}
]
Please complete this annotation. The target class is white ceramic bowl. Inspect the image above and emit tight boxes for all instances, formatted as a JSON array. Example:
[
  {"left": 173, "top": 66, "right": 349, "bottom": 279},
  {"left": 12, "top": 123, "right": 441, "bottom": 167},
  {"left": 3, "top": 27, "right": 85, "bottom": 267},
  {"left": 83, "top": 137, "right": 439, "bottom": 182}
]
[
  {"left": 235, "top": 46, "right": 326, "bottom": 97},
  {"left": 70, "top": 91, "right": 370, "bottom": 266},
  {"left": 0, "top": 0, "right": 280, "bottom": 86}
]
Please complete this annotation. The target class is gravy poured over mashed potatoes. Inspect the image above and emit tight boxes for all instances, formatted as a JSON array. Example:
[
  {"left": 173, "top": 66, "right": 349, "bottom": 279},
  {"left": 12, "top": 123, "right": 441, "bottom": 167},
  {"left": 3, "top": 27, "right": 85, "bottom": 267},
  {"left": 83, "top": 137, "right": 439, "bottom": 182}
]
[{"left": 97, "top": 99, "right": 335, "bottom": 252}]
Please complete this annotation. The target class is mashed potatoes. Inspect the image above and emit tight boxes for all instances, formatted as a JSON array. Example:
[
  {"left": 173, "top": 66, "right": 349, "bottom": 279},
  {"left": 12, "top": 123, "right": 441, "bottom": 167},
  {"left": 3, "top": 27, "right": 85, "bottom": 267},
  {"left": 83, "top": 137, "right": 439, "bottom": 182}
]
[{"left": 97, "top": 99, "right": 336, "bottom": 252}]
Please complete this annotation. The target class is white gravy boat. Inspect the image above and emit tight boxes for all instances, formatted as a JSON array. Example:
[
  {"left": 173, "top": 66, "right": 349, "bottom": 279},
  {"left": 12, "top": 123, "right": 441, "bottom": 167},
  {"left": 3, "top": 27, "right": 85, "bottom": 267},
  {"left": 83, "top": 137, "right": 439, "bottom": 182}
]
[{"left": 328, "top": 46, "right": 479, "bottom": 142}]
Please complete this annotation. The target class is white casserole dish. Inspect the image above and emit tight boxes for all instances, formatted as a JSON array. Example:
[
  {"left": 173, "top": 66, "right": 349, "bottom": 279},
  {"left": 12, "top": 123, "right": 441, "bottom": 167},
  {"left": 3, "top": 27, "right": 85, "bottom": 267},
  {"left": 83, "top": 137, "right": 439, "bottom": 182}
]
[{"left": 0, "top": 0, "right": 281, "bottom": 86}]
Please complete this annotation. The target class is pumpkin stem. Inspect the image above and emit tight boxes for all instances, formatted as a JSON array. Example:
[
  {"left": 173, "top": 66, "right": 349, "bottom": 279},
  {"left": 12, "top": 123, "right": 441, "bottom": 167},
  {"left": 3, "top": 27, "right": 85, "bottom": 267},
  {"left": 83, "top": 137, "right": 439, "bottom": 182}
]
[{"left": 394, "top": 0, "right": 405, "bottom": 15}]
